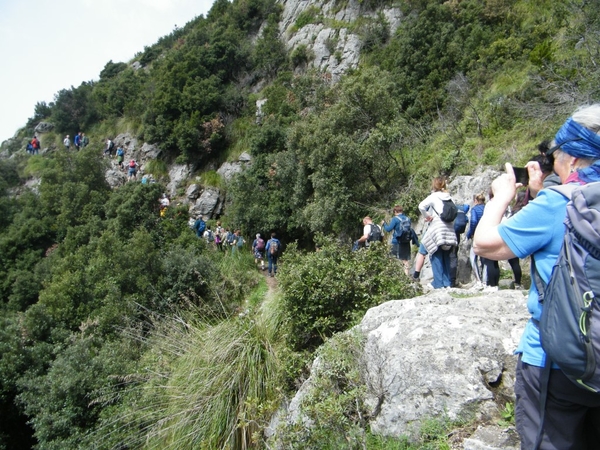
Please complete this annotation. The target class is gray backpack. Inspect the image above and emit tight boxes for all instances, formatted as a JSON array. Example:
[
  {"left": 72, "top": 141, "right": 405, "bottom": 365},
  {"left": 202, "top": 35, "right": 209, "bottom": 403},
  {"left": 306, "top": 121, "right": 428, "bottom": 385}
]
[{"left": 533, "top": 182, "right": 600, "bottom": 391}]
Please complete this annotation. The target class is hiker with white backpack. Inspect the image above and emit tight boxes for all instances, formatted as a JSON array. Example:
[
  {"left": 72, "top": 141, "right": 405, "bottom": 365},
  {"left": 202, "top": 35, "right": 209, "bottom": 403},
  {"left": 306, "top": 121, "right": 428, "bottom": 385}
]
[{"left": 474, "top": 104, "right": 600, "bottom": 449}]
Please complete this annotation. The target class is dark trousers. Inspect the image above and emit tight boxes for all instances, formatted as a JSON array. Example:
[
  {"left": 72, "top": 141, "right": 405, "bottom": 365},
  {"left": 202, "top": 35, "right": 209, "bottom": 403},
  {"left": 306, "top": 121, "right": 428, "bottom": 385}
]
[
  {"left": 481, "top": 257, "right": 499, "bottom": 286},
  {"left": 268, "top": 255, "right": 278, "bottom": 274},
  {"left": 515, "top": 357, "right": 600, "bottom": 449},
  {"left": 508, "top": 257, "right": 522, "bottom": 285}
]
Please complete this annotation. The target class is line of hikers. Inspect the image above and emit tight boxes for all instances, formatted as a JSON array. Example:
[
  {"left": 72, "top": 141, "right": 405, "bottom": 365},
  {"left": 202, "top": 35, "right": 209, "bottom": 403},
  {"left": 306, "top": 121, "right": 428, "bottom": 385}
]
[
  {"left": 190, "top": 217, "right": 282, "bottom": 277},
  {"left": 357, "top": 104, "right": 600, "bottom": 450}
]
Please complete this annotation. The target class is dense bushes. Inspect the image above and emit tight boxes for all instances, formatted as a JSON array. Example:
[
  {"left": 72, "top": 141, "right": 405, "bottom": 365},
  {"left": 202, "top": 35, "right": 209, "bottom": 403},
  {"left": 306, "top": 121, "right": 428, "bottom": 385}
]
[{"left": 278, "top": 236, "right": 418, "bottom": 351}]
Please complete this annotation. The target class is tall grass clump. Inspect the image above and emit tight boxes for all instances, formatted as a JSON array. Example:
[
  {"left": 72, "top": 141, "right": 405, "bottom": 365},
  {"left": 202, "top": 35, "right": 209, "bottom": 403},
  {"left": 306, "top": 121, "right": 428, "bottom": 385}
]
[
  {"left": 144, "top": 159, "right": 169, "bottom": 180},
  {"left": 90, "top": 298, "right": 286, "bottom": 450}
]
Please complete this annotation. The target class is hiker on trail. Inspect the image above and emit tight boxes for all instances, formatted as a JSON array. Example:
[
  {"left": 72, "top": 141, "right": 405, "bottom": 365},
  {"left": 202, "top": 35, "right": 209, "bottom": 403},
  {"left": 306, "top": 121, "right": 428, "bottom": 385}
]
[
  {"left": 74, "top": 132, "right": 81, "bottom": 150},
  {"left": 127, "top": 159, "right": 138, "bottom": 181},
  {"left": 194, "top": 216, "right": 206, "bottom": 238},
  {"left": 474, "top": 104, "right": 600, "bottom": 450},
  {"left": 381, "top": 205, "right": 418, "bottom": 276},
  {"left": 159, "top": 193, "right": 169, "bottom": 217},
  {"left": 203, "top": 227, "right": 215, "bottom": 244},
  {"left": 231, "top": 230, "right": 244, "bottom": 254},
  {"left": 31, "top": 136, "right": 40, "bottom": 154},
  {"left": 63, "top": 135, "right": 70, "bottom": 150},
  {"left": 81, "top": 133, "right": 89, "bottom": 148},
  {"left": 252, "top": 233, "right": 266, "bottom": 270},
  {"left": 449, "top": 203, "right": 470, "bottom": 287},
  {"left": 265, "top": 232, "right": 281, "bottom": 277},
  {"left": 225, "top": 228, "right": 234, "bottom": 248},
  {"left": 104, "top": 138, "right": 114, "bottom": 157},
  {"left": 26, "top": 140, "right": 33, "bottom": 154},
  {"left": 116, "top": 145, "right": 125, "bottom": 169},
  {"left": 418, "top": 177, "right": 457, "bottom": 289},
  {"left": 466, "top": 193, "right": 485, "bottom": 285},
  {"left": 355, "top": 216, "right": 383, "bottom": 249}
]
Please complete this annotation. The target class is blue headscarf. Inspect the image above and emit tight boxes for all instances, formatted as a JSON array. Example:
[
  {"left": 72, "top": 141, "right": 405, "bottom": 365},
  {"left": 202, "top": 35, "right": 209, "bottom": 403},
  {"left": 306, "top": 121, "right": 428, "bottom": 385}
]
[{"left": 554, "top": 117, "right": 600, "bottom": 183}]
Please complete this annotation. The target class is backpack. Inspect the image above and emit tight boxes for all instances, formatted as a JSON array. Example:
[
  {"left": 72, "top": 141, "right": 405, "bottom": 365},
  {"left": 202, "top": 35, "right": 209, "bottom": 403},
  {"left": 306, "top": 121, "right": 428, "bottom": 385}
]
[
  {"left": 454, "top": 204, "right": 469, "bottom": 233},
  {"left": 269, "top": 240, "right": 280, "bottom": 256},
  {"left": 26, "top": 143, "right": 33, "bottom": 152},
  {"left": 396, "top": 215, "right": 412, "bottom": 243},
  {"left": 129, "top": 160, "right": 136, "bottom": 168},
  {"left": 226, "top": 232, "right": 234, "bottom": 243},
  {"left": 206, "top": 230, "right": 214, "bottom": 242},
  {"left": 532, "top": 183, "right": 600, "bottom": 392},
  {"left": 214, "top": 233, "right": 221, "bottom": 244},
  {"left": 367, "top": 224, "right": 383, "bottom": 243},
  {"left": 195, "top": 219, "right": 206, "bottom": 234},
  {"left": 237, "top": 236, "right": 245, "bottom": 247},
  {"left": 256, "top": 238, "right": 265, "bottom": 251},
  {"left": 435, "top": 199, "right": 458, "bottom": 223},
  {"left": 109, "top": 140, "right": 115, "bottom": 150}
]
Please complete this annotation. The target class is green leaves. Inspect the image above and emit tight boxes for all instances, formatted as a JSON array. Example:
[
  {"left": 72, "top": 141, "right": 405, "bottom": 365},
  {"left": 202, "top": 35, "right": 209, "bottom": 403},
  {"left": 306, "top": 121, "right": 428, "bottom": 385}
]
[{"left": 278, "top": 236, "right": 417, "bottom": 351}]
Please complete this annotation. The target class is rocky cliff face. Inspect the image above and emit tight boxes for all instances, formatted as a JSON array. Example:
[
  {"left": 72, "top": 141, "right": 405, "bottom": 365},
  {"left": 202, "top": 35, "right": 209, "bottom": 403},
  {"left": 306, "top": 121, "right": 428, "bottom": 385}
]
[{"left": 278, "top": 0, "right": 404, "bottom": 80}]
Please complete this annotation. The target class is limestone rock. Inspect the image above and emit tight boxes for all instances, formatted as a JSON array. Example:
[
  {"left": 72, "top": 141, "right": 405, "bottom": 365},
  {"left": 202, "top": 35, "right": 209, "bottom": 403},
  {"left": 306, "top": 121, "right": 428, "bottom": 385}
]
[
  {"left": 186, "top": 183, "right": 201, "bottom": 200},
  {"left": 239, "top": 152, "right": 252, "bottom": 162},
  {"left": 189, "top": 187, "right": 222, "bottom": 218},
  {"left": 166, "top": 164, "right": 190, "bottom": 197},
  {"left": 114, "top": 133, "right": 139, "bottom": 153},
  {"left": 34, "top": 122, "right": 54, "bottom": 134},
  {"left": 105, "top": 169, "right": 128, "bottom": 188},
  {"left": 281, "top": 289, "right": 528, "bottom": 446},
  {"left": 463, "top": 425, "right": 520, "bottom": 450},
  {"left": 140, "top": 142, "right": 162, "bottom": 160},
  {"left": 217, "top": 161, "right": 244, "bottom": 181}
]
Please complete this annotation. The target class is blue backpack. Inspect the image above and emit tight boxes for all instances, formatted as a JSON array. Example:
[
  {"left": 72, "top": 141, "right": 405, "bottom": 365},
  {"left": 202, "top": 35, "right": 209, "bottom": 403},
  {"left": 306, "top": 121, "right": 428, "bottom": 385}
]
[
  {"left": 454, "top": 204, "right": 469, "bottom": 234},
  {"left": 396, "top": 215, "right": 412, "bottom": 243},
  {"left": 194, "top": 219, "right": 206, "bottom": 235}
]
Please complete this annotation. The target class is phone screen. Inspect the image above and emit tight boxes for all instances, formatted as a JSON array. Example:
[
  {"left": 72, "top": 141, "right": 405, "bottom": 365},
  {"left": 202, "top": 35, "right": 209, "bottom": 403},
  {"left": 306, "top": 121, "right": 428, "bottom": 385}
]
[{"left": 513, "top": 167, "right": 529, "bottom": 186}]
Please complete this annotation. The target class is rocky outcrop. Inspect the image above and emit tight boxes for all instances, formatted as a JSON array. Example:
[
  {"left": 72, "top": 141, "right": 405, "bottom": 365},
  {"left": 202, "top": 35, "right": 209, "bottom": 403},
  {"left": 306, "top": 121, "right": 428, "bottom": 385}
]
[
  {"left": 278, "top": 0, "right": 403, "bottom": 79},
  {"left": 278, "top": 288, "right": 527, "bottom": 448},
  {"left": 34, "top": 122, "right": 54, "bottom": 134},
  {"left": 189, "top": 187, "right": 223, "bottom": 219}
]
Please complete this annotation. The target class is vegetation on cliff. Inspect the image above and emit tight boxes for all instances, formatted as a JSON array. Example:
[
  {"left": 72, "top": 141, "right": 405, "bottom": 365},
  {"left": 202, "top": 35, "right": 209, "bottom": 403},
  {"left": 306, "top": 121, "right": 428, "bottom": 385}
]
[{"left": 1, "top": 0, "right": 600, "bottom": 448}]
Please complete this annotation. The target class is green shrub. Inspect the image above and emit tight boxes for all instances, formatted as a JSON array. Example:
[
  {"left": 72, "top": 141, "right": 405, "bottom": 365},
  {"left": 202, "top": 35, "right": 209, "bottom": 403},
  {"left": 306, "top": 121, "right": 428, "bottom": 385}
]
[
  {"left": 278, "top": 235, "right": 418, "bottom": 351},
  {"left": 293, "top": 6, "right": 322, "bottom": 31},
  {"left": 290, "top": 44, "right": 312, "bottom": 67}
]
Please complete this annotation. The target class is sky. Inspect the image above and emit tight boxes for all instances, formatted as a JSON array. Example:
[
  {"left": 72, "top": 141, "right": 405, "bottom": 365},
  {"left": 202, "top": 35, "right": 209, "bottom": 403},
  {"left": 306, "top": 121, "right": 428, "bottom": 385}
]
[{"left": 0, "top": 0, "right": 215, "bottom": 143}]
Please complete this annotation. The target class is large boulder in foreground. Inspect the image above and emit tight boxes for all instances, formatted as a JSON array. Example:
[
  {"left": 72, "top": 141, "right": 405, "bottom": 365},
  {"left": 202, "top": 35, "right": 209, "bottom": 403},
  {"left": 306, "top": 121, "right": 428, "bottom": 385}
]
[{"left": 282, "top": 288, "right": 527, "bottom": 448}]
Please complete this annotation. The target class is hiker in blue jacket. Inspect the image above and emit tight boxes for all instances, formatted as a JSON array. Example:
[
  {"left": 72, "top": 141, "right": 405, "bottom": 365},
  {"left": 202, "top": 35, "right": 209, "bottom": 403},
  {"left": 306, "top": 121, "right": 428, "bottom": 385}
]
[
  {"left": 264, "top": 232, "right": 281, "bottom": 277},
  {"left": 474, "top": 104, "right": 600, "bottom": 450},
  {"left": 466, "top": 194, "right": 485, "bottom": 284},
  {"left": 382, "top": 205, "right": 418, "bottom": 276}
]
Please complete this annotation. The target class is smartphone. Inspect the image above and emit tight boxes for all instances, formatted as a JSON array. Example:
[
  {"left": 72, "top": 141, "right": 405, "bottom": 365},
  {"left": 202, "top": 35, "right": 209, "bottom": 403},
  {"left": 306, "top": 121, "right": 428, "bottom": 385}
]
[{"left": 513, "top": 167, "right": 529, "bottom": 186}]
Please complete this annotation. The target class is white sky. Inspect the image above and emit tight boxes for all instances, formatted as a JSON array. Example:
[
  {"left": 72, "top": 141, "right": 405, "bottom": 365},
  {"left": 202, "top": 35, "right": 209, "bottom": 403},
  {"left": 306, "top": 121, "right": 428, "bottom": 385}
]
[{"left": 0, "top": 0, "right": 215, "bottom": 143}]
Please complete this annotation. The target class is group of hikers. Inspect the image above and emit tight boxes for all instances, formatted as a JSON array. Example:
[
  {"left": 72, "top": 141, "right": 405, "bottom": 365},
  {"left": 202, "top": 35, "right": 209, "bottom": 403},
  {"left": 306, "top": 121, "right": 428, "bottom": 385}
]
[
  {"left": 62, "top": 132, "right": 90, "bottom": 151},
  {"left": 191, "top": 217, "right": 282, "bottom": 277},
  {"left": 359, "top": 104, "right": 600, "bottom": 450}
]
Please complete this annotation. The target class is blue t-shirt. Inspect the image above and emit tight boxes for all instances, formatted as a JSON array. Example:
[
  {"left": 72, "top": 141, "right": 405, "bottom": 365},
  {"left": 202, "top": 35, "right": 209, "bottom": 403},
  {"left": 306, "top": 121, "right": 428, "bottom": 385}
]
[{"left": 497, "top": 188, "right": 569, "bottom": 367}]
